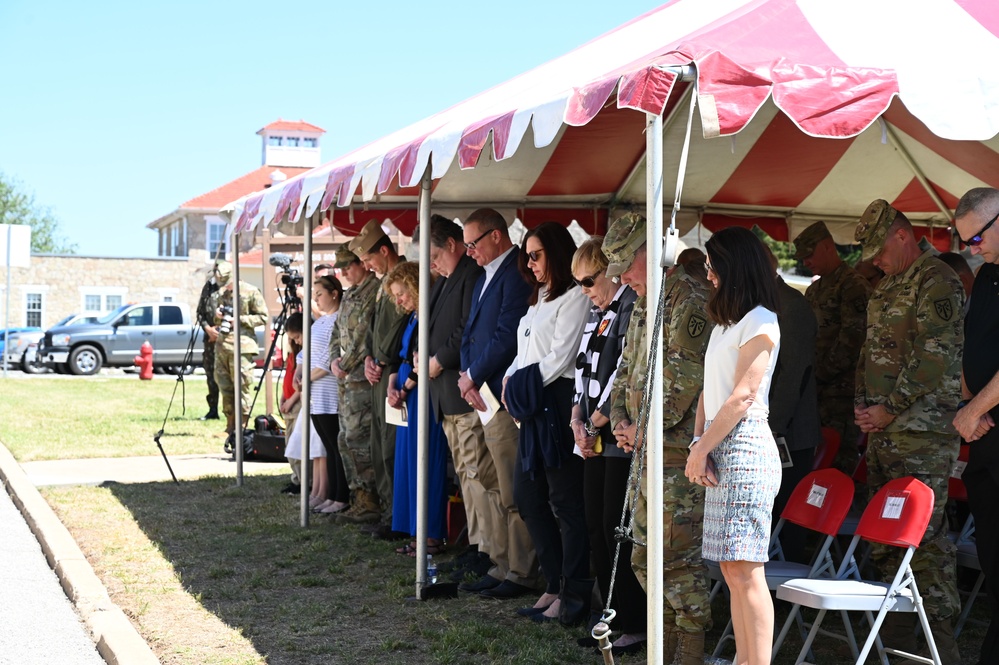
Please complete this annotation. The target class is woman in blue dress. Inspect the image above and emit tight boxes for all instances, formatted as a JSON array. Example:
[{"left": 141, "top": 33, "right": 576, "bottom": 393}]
[{"left": 384, "top": 261, "right": 448, "bottom": 555}]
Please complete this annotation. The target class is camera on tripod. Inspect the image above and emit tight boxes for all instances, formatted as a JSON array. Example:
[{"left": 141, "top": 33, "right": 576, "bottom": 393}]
[
  {"left": 269, "top": 253, "right": 303, "bottom": 307},
  {"left": 218, "top": 305, "right": 235, "bottom": 334}
]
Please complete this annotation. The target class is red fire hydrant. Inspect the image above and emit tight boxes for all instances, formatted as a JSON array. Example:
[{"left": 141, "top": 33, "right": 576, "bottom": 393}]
[{"left": 134, "top": 341, "right": 154, "bottom": 380}]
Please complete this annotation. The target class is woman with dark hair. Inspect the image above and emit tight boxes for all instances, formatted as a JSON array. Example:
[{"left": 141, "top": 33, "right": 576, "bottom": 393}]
[
  {"left": 501, "top": 222, "right": 592, "bottom": 625},
  {"left": 684, "top": 226, "right": 782, "bottom": 665}
]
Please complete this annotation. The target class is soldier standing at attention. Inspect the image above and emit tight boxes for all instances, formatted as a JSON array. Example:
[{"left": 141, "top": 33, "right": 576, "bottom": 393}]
[
  {"left": 197, "top": 263, "right": 222, "bottom": 421},
  {"left": 213, "top": 260, "right": 268, "bottom": 440},
  {"left": 347, "top": 221, "right": 408, "bottom": 537},
  {"left": 853, "top": 199, "right": 964, "bottom": 662},
  {"left": 793, "top": 221, "right": 870, "bottom": 473},
  {"left": 329, "top": 245, "right": 380, "bottom": 523},
  {"left": 606, "top": 213, "right": 714, "bottom": 664}
]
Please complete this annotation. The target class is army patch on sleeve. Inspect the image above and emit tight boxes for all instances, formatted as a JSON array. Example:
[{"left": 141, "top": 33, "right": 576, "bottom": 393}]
[
  {"left": 687, "top": 314, "right": 707, "bottom": 338},
  {"left": 933, "top": 298, "right": 953, "bottom": 321}
]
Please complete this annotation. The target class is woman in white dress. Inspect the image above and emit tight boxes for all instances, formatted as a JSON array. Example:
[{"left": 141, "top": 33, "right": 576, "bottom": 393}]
[{"left": 684, "top": 226, "right": 782, "bottom": 665}]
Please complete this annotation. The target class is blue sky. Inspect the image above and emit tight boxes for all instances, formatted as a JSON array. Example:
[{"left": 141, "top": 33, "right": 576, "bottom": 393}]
[{"left": 0, "top": 0, "right": 663, "bottom": 257}]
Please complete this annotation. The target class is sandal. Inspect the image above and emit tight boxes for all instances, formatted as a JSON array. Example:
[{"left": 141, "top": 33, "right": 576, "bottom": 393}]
[
  {"left": 403, "top": 540, "right": 446, "bottom": 557},
  {"left": 311, "top": 499, "right": 335, "bottom": 513},
  {"left": 396, "top": 542, "right": 418, "bottom": 555}
]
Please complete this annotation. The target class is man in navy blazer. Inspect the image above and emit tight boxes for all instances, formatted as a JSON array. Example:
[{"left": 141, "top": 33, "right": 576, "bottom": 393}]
[{"left": 456, "top": 208, "right": 537, "bottom": 598}]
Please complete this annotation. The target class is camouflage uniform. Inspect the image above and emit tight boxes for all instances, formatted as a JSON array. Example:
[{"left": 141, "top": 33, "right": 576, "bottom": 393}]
[
  {"left": 329, "top": 271, "right": 378, "bottom": 493},
  {"left": 214, "top": 281, "right": 267, "bottom": 428},
  {"left": 804, "top": 262, "right": 870, "bottom": 471},
  {"left": 197, "top": 279, "right": 220, "bottom": 415},
  {"left": 855, "top": 202, "right": 965, "bottom": 625}
]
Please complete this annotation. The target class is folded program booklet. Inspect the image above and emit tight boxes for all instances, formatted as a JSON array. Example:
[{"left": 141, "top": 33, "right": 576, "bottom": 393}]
[
  {"left": 385, "top": 398, "right": 408, "bottom": 427},
  {"left": 475, "top": 382, "right": 502, "bottom": 426}
]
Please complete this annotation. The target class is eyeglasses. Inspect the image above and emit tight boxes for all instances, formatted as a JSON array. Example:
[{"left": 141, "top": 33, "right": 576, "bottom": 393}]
[
  {"left": 463, "top": 228, "right": 493, "bottom": 250},
  {"left": 573, "top": 271, "right": 602, "bottom": 288},
  {"left": 527, "top": 249, "right": 545, "bottom": 263},
  {"left": 959, "top": 211, "right": 999, "bottom": 246}
]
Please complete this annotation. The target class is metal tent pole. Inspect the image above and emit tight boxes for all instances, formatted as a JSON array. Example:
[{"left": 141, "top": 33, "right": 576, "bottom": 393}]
[
  {"left": 415, "top": 165, "right": 432, "bottom": 596},
  {"left": 300, "top": 212, "right": 315, "bottom": 527},
  {"left": 645, "top": 111, "right": 665, "bottom": 665},
  {"left": 233, "top": 232, "right": 244, "bottom": 486}
]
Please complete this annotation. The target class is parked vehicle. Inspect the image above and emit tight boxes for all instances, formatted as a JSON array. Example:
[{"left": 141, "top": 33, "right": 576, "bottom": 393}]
[
  {"left": 3, "top": 330, "right": 46, "bottom": 373},
  {"left": 37, "top": 302, "right": 266, "bottom": 376},
  {"left": 0, "top": 327, "right": 41, "bottom": 356}
]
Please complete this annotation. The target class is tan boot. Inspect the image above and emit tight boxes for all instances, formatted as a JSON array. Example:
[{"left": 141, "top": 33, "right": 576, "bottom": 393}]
[
  {"left": 672, "top": 630, "right": 704, "bottom": 665},
  {"left": 335, "top": 490, "right": 381, "bottom": 524},
  {"left": 663, "top": 624, "right": 678, "bottom": 661}
]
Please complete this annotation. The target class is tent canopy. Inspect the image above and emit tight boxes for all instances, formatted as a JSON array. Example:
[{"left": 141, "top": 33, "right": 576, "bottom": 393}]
[{"left": 222, "top": 0, "right": 999, "bottom": 245}]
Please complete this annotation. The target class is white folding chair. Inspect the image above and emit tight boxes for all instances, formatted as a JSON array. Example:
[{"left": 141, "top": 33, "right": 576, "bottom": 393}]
[{"left": 776, "top": 476, "right": 940, "bottom": 665}]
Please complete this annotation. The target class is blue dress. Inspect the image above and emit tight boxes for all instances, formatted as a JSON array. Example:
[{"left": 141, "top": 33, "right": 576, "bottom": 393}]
[{"left": 391, "top": 313, "right": 448, "bottom": 540}]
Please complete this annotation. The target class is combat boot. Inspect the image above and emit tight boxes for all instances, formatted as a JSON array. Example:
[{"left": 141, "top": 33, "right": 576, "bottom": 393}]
[
  {"left": 671, "top": 629, "right": 704, "bottom": 665},
  {"left": 879, "top": 613, "right": 917, "bottom": 652},
  {"left": 662, "top": 624, "right": 679, "bottom": 661},
  {"left": 899, "top": 620, "right": 961, "bottom": 665},
  {"left": 335, "top": 490, "right": 381, "bottom": 524}
]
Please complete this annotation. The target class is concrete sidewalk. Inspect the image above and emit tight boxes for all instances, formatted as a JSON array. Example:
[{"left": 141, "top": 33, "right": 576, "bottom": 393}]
[{"left": 0, "top": 447, "right": 289, "bottom": 664}]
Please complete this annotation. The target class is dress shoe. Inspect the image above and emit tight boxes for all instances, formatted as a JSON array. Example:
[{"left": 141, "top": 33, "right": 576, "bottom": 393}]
[
  {"left": 279, "top": 482, "right": 301, "bottom": 495},
  {"left": 479, "top": 580, "right": 533, "bottom": 599},
  {"left": 518, "top": 604, "right": 552, "bottom": 618},
  {"left": 459, "top": 575, "right": 501, "bottom": 593},
  {"left": 200, "top": 410, "right": 219, "bottom": 421},
  {"left": 531, "top": 612, "right": 559, "bottom": 624}
]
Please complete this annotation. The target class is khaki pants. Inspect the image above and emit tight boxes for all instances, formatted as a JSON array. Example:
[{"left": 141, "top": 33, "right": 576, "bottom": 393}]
[{"left": 443, "top": 412, "right": 496, "bottom": 549}]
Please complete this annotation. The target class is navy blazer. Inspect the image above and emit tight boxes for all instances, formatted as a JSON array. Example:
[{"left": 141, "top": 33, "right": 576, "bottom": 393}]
[{"left": 460, "top": 249, "right": 531, "bottom": 401}]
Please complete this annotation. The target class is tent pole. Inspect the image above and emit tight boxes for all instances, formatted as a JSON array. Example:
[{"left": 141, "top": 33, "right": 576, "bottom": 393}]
[
  {"left": 300, "top": 212, "right": 315, "bottom": 528},
  {"left": 416, "top": 165, "right": 432, "bottom": 596},
  {"left": 233, "top": 232, "right": 244, "bottom": 487},
  {"left": 645, "top": 111, "right": 665, "bottom": 665},
  {"left": 883, "top": 121, "right": 954, "bottom": 221}
]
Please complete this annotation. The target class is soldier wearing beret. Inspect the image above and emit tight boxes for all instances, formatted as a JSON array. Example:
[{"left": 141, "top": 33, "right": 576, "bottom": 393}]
[
  {"left": 606, "top": 212, "right": 714, "bottom": 664},
  {"left": 853, "top": 199, "right": 964, "bottom": 661},
  {"left": 793, "top": 221, "right": 870, "bottom": 473}
]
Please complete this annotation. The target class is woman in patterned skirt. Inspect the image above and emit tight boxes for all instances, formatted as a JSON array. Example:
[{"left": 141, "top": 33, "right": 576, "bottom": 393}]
[{"left": 684, "top": 227, "right": 782, "bottom": 665}]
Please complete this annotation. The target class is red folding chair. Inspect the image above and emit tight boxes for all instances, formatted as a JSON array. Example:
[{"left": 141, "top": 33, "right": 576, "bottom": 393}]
[
  {"left": 777, "top": 476, "right": 939, "bottom": 665},
  {"left": 708, "top": 469, "right": 855, "bottom": 661},
  {"left": 811, "top": 427, "right": 841, "bottom": 471}
]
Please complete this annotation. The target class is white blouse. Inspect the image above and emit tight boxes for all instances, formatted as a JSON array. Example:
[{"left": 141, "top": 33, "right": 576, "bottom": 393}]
[
  {"left": 505, "top": 285, "right": 591, "bottom": 385},
  {"left": 702, "top": 305, "right": 780, "bottom": 421}
]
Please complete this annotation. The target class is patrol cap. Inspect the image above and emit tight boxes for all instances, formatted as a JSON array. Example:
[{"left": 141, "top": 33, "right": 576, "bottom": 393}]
[
  {"left": 855, "top": 199, "right": 898, "bottom": 261},
  {"left": 793, "top": 221, "right": 833, "bottom": 259},
  {"left": 213, "top": 260, "right": 232, "bottom": 286},
  {"left": 602, "top": 212, "right": 647, "bottom": 278},
  {"left": 348, "top": 219, "right": 387, "bottom": 256},
  {"left": 334, "top": 244, "right": 360, "bottom": 269}
]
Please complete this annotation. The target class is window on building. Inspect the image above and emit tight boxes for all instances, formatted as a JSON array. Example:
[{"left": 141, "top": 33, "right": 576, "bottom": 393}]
[
  {"left": 82, "top": 290, "right": 127, "bottom": 314},
  {"left": 286, "top": 137, "right": 300, "bottom": 147},
  {"left": 26, "top": 293, "right": 42, "bottom": 327},
  {"left": 106, "top": 295, "right": 122, "bottom": 310},
  {"left": 207, "top": 218, "right": 228, "bottom": 256},
  {"left": 303, "top": 137, "right": 318, "bottom": 148},
  {"left": 269, "top": 136, "right": 283, "bottom": 146},
  {"left": 160, "top": 306, "right": 183, "bottom": 325},
  {"left": 84, "top": 294, "right": 102, "bottom": 312}
]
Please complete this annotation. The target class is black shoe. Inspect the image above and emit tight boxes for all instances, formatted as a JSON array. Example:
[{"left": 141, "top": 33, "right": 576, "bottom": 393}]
[
  {"left": 531, "top": 612, "right": 558, "bottom": 624},
  {"left": 517, "top": 604, "right": 552, "bottom": 618},
  {"left": 200, "top": 411, "right": 219, "bottom": 421},
  {"left": 480, "top": 580, "right": 534, "bottom": 599},
  {"left": 280, "top": 482, "right": 301, "bottom": 495},
  {"left": 459, "top": 575, "right": 501, "bottom": 593}
]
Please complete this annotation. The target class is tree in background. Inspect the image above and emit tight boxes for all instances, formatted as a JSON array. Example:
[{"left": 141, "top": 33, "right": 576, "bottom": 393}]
[{"left": 0, "top": 172, "right": 77, "bottom": 255}]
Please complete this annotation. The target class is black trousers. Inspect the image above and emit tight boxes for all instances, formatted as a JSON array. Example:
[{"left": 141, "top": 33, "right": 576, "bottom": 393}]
[
  {"left": 772, "top": 446, "right": 817, "bottom": 565},
  {"left": 515, "top": 451, "right": 588, "bottom": 594},
  {"left": 962, "top": 428, "right": 999, "bottom": 665},
  {"left": 312, "top": 414, "right": 349, "bottom": 503},
  {"left": 583, "top": 454, "right": 647, "bottom": 633}
]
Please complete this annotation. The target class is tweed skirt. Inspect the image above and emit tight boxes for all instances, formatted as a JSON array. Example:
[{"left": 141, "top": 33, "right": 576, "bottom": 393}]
[{"left": 701, "top": 417, "right": 781, "bottom": 562}]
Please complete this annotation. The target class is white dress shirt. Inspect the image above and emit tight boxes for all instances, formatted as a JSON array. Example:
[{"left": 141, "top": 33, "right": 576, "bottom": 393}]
[
  {"left": 505, "top": 284, "right": 591, "bottom": 385},
  {"left": 478, "top": 246, "right": 515, "bottom": 300}
]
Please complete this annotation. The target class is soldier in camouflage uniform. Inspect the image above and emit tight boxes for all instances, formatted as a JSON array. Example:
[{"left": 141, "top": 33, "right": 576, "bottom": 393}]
[
  {"left": 328, "top": 244, "right": 380, "bottom": 522},
  {"left": 854, "top": 199, "right": 965, "bottom": 661},
  {"left": 606, "top": 214, "right": 714, "bottom": 664},
  {"left": 212, "top": 261, "right": 268, "bottom": 437},
  {"left": 197, "top": 266, "right": 221, "bottom": 420},
  {"left": 794, "top": 221, "right": 870, "bottom": 473}
]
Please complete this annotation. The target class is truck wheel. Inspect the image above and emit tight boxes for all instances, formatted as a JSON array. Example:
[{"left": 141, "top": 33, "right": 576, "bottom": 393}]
[
  {"left": 69, "top": 345, "right": 103, "bottom": 375},
  {"left": 54, "top": 363, "right": 70, "bottom": 375},
  {"left": 21, "top": 357, "right": 45, "bottom": 374}
]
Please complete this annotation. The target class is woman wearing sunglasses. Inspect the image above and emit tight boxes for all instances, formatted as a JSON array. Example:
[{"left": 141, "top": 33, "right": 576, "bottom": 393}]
[{"left": 501, "top": 222, "right": 592, "bottom": 626}]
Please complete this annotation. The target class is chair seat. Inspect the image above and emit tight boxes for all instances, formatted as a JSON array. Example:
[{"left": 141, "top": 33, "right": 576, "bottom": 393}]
[
  {"left": 777, "top": 578, "right": 917, "bottom": 612},
  {"left": 763, "top": 561, "right": 813, "bottom": 589}
]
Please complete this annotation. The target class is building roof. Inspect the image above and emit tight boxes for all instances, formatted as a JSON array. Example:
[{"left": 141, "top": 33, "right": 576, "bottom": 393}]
[
  {"left": 179, "top": 165, "right": 313, "bottom": 211},
  {"left": 258, "top": 119, "right": 326, "bottom": 134}
]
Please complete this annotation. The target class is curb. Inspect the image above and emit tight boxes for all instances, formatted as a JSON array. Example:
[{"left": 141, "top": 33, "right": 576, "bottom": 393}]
[{"left": 0, "top": 444, "right": 159, "bottom": 665}]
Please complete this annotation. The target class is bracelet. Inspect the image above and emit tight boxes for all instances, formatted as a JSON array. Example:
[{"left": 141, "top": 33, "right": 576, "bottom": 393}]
[{"left": 570, "top": 418, "right": 583, "bottom": 426}]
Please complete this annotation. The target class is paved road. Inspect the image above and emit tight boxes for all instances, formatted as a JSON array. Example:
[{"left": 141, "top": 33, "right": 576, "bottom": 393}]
[{"left": 0, "top": 486, "right": 104, "bottom": 665}]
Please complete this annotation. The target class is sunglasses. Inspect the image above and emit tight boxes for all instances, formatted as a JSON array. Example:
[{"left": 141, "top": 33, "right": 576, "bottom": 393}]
[
  {"left": 463, "top": 228, "right": 493, "bottom": 250},
  {"left": 573, "top": 271, "right": 602, "bottom": 288},
  {"left": 527, "top": 249, "right": 545, "bottom": 262},
  {"left": 958, "top": 211, "right": 998, "bottom": 246}
]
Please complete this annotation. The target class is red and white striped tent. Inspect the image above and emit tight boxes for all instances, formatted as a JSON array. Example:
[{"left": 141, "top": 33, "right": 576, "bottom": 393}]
[{"left": 223, "top": 0, "right": 999, "bottom": 249}]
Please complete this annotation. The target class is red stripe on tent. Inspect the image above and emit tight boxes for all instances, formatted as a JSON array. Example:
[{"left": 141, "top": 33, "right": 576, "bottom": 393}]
[
  {"left": 329, "top": 208, "right": 420, "bottom": 237},
  {"left": 236, "top": 194, "right": 263, "bottom": 233},
  {"left": 617, "top": 65, "right": 678, "bottom": 115},
  {"left": 528, "top": 104, "right": 646, "bottom": 196},
  {"left": 319, "top": 166, "right": 356, "bottom": 211},
  {"left": 712, "top": 113, "right": 854, "bottom": 208},
  {"left": 913, "top": 226, "right": 952, "bottom": 252},
  {"left": 458, "top": 112, "right": 515, "bottom": 169},
  {"left": 890, "top": 177, "right": 960, "bottom": 215},
  {"left": 956, "top": 0, "right": 999, "bottom": 39},
  {"left": 566, "top": 77, "right": 619, "bottom": 127},
  {"left": 883, "top": 101, "right": 999, "bottom": 189},
  {"left": 696, "top": 51, "right": 773, "bottom": 137},
  {"left": 379, "top": 138, "right": 427, "bottom": 194},
  {"left": 701, "top": 214, "right": 789, "bottom": 241},
  {"left": 273, "top": 178, "right": 304, "bottom": 224}
]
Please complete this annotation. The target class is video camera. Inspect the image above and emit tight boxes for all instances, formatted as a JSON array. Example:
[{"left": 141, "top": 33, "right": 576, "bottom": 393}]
[
  {"left": 218, "top": 305, "right": 234, "bottom": 334},
  {"left": 269, "top": 253, "right": 303, "bottom": 288}
]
